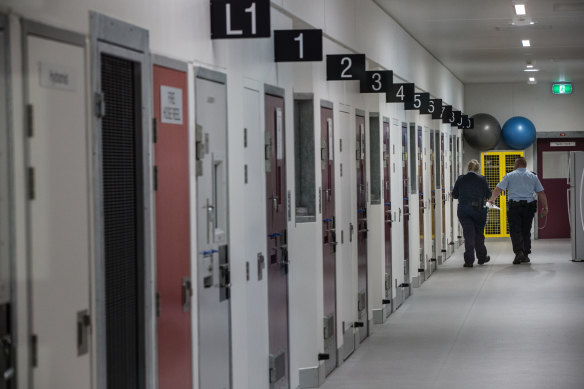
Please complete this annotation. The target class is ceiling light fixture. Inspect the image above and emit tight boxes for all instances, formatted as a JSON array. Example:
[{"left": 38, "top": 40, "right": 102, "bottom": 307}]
[
  {"left": 514, "top": 4, "right": 527, "bottom": 15},
  {"left": 526, "top": 64, "right": 534, "bottom": 68},
  {"left": 524, "top": 68, "right": 539, "bottom": 72},
  {"left": 522, "top": 39, "right": 531, "bottom": 47}
]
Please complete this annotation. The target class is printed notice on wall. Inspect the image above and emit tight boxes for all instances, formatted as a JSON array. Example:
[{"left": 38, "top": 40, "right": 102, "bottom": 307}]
[
  {"left": 39, "top": 62, "right": 76, "bottom": 91},
  {"left": 161, "top": 85, "right": 183, "bottom": 125}
]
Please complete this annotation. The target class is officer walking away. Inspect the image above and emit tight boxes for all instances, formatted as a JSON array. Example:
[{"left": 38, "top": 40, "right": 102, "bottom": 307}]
[
  {"left": 488, "top": 157, "right": 548, "bottom": 264},
  {"left": 452, "top": 159, "right": 492, "bottom": 268}
]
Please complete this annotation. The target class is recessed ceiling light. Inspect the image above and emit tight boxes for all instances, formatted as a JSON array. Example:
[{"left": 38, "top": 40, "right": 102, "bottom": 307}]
[
  {"left": 526, "top": 64, "right": 534, "bottom": 68},
  {"left": 529, "top": 21, "right": 535, "bottom": 25},
  {"left": 514, "top": 4, "right": 527, "bottom": 15},
  {"left": 522, "top": 39, "right": 531, "bottom": 47},
  {"left": 529, "top": 77, "right": 536, "bottom": 82},
  {"left": 524, "top": 68, "right": 539, "bottom": 72}
]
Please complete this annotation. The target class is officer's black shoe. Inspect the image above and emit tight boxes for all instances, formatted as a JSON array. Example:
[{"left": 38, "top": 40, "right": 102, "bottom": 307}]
[
  {"left": 521, "top": 254, "right": 530, "bottom": 263},
  {"left": 478, "top": 256, "right": 490, "bottom": 265},
  {"left": 513, "top": 251, "right": 526, "bottom": 265},
  {"left": 463, "top": 263, "right": 473, "bottom": 268}
]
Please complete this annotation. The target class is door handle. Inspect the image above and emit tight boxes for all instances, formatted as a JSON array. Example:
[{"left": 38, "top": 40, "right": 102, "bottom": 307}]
[
  {"left": 182, "top": 277, "right": 192, "bottom": 313},
  {"left": 77, "top": 310, "right": 91, "bottom": 356}
]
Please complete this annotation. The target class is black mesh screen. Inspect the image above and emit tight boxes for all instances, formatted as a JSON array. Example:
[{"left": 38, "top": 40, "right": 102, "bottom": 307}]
[{"left": 101, "top": 53, "right": 144, "bottom": 389}]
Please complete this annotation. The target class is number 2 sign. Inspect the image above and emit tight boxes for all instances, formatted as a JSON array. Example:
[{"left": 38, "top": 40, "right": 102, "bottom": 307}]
[
  {"left": 326, "top": 54, "right": 366, "bottom": 81},
  {"left": 274, "top": 30, "right": 323, "bottom": 62}
]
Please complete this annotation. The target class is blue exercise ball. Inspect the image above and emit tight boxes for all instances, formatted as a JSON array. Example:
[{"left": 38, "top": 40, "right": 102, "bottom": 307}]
[{"left": 502, "top": 116, "right": 536, "bottom": 150}]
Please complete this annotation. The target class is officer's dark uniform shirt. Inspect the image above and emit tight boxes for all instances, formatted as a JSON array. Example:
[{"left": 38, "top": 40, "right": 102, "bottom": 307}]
[{"left": 452, "top": 172, "right": 492, "bottom": 207}]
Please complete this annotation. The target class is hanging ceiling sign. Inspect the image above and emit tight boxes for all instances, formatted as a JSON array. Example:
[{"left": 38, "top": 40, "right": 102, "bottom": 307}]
[
  {"left": 326, "top": 54, "right": 366, "bottom": 81},
  {"left": 405, "top": 92, "right": 430, "bottom": 112},
  {"left": 274, "top": 29, "right": 323, "bottom": 62},
  {"left": 450, "top": 111, "right": 462, "bottom": 126},
  {"left": 360, "top": 70, "right": 392, "bottom": 93},
  {"left": 440, "top": 105, "right": 453, "bottom": 124},
  {"left": 210, "top": 0, "right": 271, "bottom": 39},
  {"left": 457, "top": 114, "right": 468, "bottom": 129},
  {"left": 430, "top": 99, "right": 442, "bottom": 119},
  {"left": 386, "top": 83, "right": 415, "bottom": 103}
]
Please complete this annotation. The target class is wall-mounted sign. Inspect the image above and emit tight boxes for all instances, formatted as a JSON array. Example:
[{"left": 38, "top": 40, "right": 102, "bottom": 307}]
[
  {"left": 326, "top": 54, "right": 366, "bottom": 81},
  {"left": 160, "top": 85, "right": 183, "bottom": 125},
  {"left": 430, "top": 99, "right": 442, "bottom": 119},
  {"left": 39, "top": 62, "right": 76, "bottom": 91},
  {"left": 386, "top": 83, "right": 415, "bottom": 103},
  {"left": 210, "top": 0, "right": 270, "bottom": 39},
  {"left": 550, "top": 141, "right": 575, "bottom": 147},
  {"left": 457, "top": 114, "right": 468, "bottom": 129},
  {"left": 274, "top": 29, "right": 322, "bottom": 62},
  {"left": 552, "top": 83, "right": 572, "bottom": 95},
  {"left": 405, "top": 92, "right": 430, "bottom": 112},
  {"left": 440, "top": 105, "right": 453, "bottom": 123},
  {"left": 450, "top": 111, "right": 462, "bottom": 126},
  {"left": 360, "top": 70, "right": 392, "bottom": 93},
  {"left": 465, "top": 118, "right": 474, "bottom": 129}
]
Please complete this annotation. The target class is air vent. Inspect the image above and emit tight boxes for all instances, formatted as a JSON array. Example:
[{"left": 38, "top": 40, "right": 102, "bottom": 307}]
[{"left": 553, "top": 2, "right": 584, "bottom": 12}]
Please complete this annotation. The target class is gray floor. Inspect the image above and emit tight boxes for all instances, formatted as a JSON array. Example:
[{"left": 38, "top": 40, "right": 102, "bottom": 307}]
[{"left": 321, "top": 239, "right": 584, "bottom": 389}]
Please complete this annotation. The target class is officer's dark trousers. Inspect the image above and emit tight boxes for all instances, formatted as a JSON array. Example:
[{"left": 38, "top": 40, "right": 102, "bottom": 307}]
[
  {"left": 457, "top": 205, "right": 488, "bottom": 265},
  {"left": 507, "top": 201, "right": 537, "bottom": 255}
]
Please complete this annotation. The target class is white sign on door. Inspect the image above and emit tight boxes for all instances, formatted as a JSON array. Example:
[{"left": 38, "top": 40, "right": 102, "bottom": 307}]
[
  {"left": 39, "top": 62, "right": 76, "bottom": 91},
  {"left": 550, "top": 141, "right": 575, "bottom": 147},
  {"left": 161, "top": 85, "right": 183, "bottom": 125}
]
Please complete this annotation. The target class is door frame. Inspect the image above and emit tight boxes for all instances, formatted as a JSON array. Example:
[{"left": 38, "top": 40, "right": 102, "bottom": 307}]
[
  {"left": 90, "top": 12, "right": 154, "bottom": 389},
  {"left": 21, "top": 19, "right": 89, "bottom": 388},
  {"left": 533, "top": 131, "right": 584, "bottom": 239}
]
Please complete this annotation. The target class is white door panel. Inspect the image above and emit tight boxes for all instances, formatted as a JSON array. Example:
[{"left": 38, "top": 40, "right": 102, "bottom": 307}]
[{"left": 27, "top": 35, "right": 91, "bottom": 389}]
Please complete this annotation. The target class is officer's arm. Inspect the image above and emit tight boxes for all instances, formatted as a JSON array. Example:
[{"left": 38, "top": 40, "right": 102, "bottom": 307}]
[
  {"left": 537, "top": 190, "right": 548, "bottom": 217},
  {"left": 489, "top": 187, "right": 503, "bottom": 204}
]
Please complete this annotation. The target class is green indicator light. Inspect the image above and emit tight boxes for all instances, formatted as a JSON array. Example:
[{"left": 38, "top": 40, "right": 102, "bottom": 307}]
[{"left": 552, "top": 83, "right": 573, "bottom": 94}]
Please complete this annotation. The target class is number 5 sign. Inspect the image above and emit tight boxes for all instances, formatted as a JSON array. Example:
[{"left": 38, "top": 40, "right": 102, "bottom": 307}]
[
  {"left": 326, "top": 54, "right": 366, "bottom": 81},
  {"left": 274, "top": 30, "right": 323, "bottom": 62},
  {"left": 211, "top": 0, "right": 270, "bottom": 39}
]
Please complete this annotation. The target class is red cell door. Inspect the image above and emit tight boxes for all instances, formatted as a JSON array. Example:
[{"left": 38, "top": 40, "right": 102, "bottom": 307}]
[
  {"left": 537, "top": 138, "right": 584, "bottom": 239},
  {"left": 265, "top": 93, "right": 289, "bottom": 389},
  {"left": 320, "top": 107, "right": 337, "bottom": 375},
  {"left": 153, "top": 64, "right": 192, "bottom": 389},
  {"left": 383, "top": 120, "right": 392, "bottom": 316},
  {"left": 356, "top": 114, "right": 368, "bottom": 342}
]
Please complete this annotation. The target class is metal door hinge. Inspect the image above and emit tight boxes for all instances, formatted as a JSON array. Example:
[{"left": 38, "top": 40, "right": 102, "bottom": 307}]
[
  {"left": 195, "top": 124, "right": 204, "bottom": 176},
  {"left": 153, "top": 166, "right": 158, "bottom": 191},
  {"left": 95, "top": 92, "right": 106, "bottom": 118},
  {"left": 152, "top": 118, "right": 158, "bottom": 143},
  {"left": 156, "top": 292, "right": 161, "bottom": 318},
  {"left": 31, "top": 334, "right": 38, "bottom": 368},
  {"left": 26, "top": 104, "right": 34, "bottom": 137},
  {"left": 28, "top": 167, "right": 35, "bottom": 200}
]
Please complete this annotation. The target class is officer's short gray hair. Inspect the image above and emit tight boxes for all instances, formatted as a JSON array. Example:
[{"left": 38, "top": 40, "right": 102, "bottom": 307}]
[{"left": 467, "top": 159, "right": 480, "bottom": 173}]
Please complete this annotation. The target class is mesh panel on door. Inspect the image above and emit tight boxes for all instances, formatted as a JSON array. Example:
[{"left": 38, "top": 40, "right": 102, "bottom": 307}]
[
  {"left": 505, "top": 154, "right": 522, "bottom": 234},
  {"left": 101, "top": 53, "right": 142, "bottom": 389},
  {"left": 483, "top": 155, "right": 501, "bottom": 235}
]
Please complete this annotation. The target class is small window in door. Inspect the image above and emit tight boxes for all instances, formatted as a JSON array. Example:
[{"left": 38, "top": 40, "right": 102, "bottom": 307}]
[{"left": 542, "top": 151, "right": 570, "bottom": 179}]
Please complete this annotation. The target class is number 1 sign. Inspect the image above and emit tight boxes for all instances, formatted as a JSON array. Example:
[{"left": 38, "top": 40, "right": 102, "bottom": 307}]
[{"left": 274, "top": 30, "right": 323, "bottom": 62}]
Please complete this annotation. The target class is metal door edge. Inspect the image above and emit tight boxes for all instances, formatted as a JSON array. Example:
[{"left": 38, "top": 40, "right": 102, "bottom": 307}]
[
  {"left": 152, "top": 54, "right": 188, "bottom": 73},
  {"left": 320, "top": 99, "right": 333, "bottom": 109},
  {"left": 264, "top": 83, "right": 284, "bottom": 98},
  {"left": 196, "top": 66, "right": 226, "bottom": 84}
]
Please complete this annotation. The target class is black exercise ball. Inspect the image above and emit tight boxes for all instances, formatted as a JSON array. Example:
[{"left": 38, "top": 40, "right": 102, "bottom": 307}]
[{"left": 464, "top": 113, "right": 502, "bottom": 151}]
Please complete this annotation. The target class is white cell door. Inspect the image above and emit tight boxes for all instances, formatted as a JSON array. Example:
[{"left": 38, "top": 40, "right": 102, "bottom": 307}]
[
  {"left": 0, "top": 28, "right": 10, "bottom": 306},
  {"left": 27, "top": 34, "right": 91, "bottom": 388}
]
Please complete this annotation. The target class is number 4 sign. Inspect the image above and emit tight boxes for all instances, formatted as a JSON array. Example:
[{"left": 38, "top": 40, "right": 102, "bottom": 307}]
[
  {"left": 211, "top": 0, "right": 270, "bottom": 39},
  {"left": 274, "top": 30, "right": 323, "bottom": 62}
]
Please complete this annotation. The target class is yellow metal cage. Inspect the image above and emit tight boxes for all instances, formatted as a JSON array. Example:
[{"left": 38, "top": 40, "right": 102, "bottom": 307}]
[{"left": 481, "top": 151, "right": 524, "bottom": 237}]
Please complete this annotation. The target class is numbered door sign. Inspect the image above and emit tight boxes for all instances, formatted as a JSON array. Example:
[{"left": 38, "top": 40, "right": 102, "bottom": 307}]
[
  {"left": 465, "top": 118, "right": 474, "bottom": 129},
  {"left": 430, "top": 99, "right": 443, "bottom": 120},
  {"left": 440, "top": 105, "right": 453, "bottom": 124},
  {"left": 326, "top": 54, "right": 366, "bottom": 81},
  {"left": 386, "top": 83, "right": 415, "bottom": 103},
  {"left": 450, "top": 111, "right": 462, "bottom": 126},
  {"left": 210, "top": 0, "right": 270, "bottom": 39},
  {"left": 274, "top": 30, "right": 323, "bottom": 62},
  {"left": 360, "top": 70, "right": 392, "bottom": 93},
  {"left": 457, "top": 114, "right": 468, "bottom": 129},
  {"left": 405, "top": 92, "right": 430, "bottom": 112}
]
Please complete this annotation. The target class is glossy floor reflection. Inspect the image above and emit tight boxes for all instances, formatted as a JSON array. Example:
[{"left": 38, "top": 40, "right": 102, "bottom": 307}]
[{"left": 320, "top": 239, "right": 584, "bottom": 389}]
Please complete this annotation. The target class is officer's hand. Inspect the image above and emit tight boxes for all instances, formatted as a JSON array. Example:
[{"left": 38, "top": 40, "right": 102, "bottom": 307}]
[
  {"left": 541, "top": 207, "right": 548, "bottom": 217},
  {"left": 487, "top": 199, "right": 494, "bottom": 205}
]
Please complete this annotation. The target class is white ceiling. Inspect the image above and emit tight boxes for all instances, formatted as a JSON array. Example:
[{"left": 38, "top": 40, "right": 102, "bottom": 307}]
[{"left": 374, "top": 0, "right": 584, "bottom": 84}]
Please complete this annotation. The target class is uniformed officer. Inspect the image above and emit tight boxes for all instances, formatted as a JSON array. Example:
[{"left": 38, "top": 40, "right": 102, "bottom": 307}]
[
  {"left": 452, "top": 159, "right": 492, "bottom": 267},
  {"left": 488, "top": 157, "right": 548, "bottom": 264}
]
